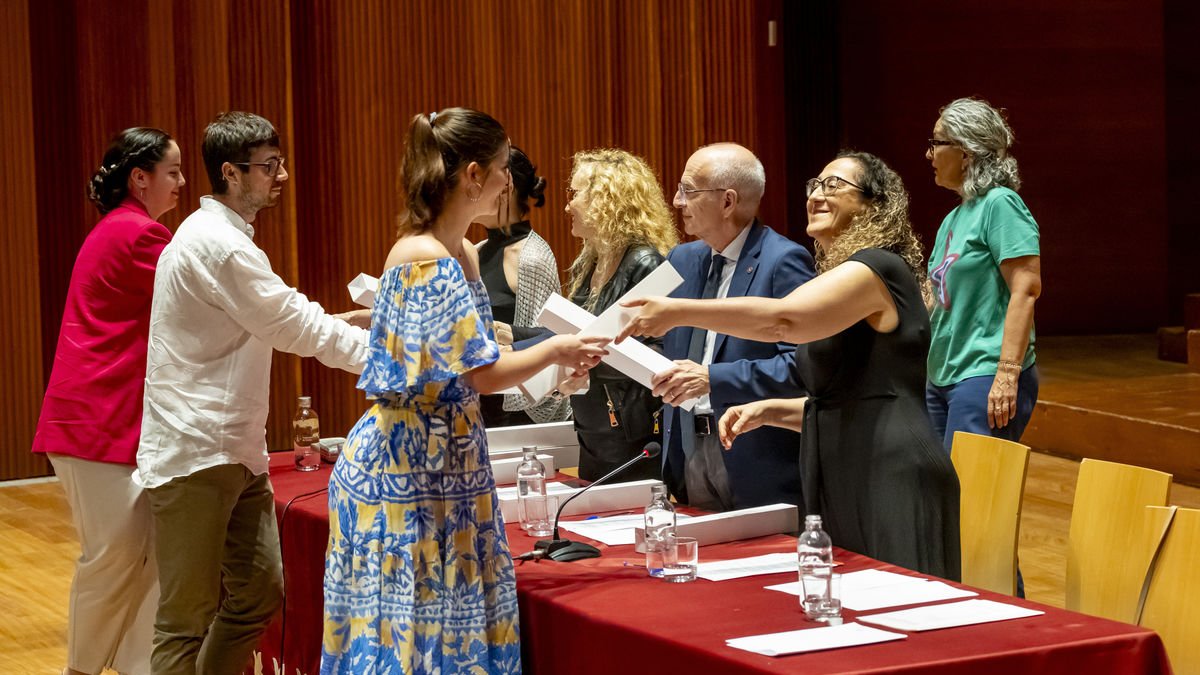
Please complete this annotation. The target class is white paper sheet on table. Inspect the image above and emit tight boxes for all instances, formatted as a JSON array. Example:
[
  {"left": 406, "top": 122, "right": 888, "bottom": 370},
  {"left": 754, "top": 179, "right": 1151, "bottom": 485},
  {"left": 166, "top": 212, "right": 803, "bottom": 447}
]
[
  {"left": 764, "top": 568, "right": 977, "bottom": 611},
  {"left": 696, "top": 552, "right": 798, "bottom": 581},
  {"left": 842, "top": 580, "right": 976, "bottom": 611},
  {"left": 494, "top": 482, "right": 576, "bottom": 501},
  {"left": 725, "top": 622, "right": 907, "bottom": 657},
  {"left": 857, "top": 598, "right": 1043, "bottom": 632},
  {"left": 557, "top": 513, "right": 693, "bottom": 547}
]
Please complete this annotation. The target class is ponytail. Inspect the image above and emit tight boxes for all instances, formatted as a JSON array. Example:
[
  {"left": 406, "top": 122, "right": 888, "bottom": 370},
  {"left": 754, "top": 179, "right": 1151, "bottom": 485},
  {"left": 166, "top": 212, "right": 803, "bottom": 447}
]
[{"left": 397, "top": 108, "right": 507, "bottom": 234}]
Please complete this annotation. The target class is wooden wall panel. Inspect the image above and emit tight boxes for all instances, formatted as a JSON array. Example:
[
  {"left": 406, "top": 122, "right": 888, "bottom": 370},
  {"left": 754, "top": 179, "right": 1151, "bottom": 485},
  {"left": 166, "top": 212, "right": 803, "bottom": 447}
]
[
  {"left": 2, "top": 0, "right": 48, "bottom": 479},
  {"left": 288, "top": 0, "right": 774, "bottom": 440},
  {"left": 8, "top": 0, "right": 785, "bottom": 476},
  {"left": 835, "top": 0, "right": 1170, "bottom": 335}
]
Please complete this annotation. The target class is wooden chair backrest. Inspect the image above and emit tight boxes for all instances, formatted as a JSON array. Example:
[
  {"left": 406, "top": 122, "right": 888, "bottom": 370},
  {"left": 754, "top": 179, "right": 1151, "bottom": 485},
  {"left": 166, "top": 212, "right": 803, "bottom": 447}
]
[
  {"left": 950, "top": 431, "right": 1031, "bottom": 595},
  {"left": 1140, "top": 506, "right": 1198, "bottom": 674},
  {"left": 1066, "top": 458, "right": 1171, "bottom": 621}
]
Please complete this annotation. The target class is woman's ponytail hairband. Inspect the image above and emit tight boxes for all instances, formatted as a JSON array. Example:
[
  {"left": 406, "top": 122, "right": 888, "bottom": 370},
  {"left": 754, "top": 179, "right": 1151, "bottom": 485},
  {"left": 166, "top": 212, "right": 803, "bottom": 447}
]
[{"left": 429, "top": 111, "right": 437, "bottom": 123}]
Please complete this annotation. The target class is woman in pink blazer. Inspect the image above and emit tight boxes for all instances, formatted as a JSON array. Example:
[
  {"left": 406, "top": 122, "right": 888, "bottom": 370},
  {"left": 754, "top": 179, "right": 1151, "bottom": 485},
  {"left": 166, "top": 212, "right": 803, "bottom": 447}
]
[{"left": 33, "top": 127, "right": 185, "bottom": 675}]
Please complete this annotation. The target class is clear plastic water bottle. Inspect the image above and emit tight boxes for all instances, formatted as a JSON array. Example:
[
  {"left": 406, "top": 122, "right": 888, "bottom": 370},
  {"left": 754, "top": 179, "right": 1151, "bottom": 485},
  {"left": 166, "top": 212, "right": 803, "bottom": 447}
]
[
  {"left": 644, "top": 483, "right": 676, "bottom": 577},
  {"left": 797, "top": 514, "right": 835, "bottom": 619},
  {"left": 293, "top": 396, "right": 321, "bottom": 471},
  {"left": 516, "top": 446, "right": 549, "bottom": 535}
]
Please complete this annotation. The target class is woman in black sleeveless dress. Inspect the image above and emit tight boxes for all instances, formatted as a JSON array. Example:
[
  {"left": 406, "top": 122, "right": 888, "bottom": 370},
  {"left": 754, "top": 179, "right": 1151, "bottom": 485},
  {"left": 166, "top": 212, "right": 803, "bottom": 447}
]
[{"left": 619, "top": 152, "right": 960, "bottom": 580}]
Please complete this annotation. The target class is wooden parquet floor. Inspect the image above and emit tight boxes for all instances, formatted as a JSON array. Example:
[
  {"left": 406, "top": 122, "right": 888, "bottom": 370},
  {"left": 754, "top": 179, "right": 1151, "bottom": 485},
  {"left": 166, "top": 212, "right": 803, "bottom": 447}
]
[{"left": 4, "top": 455, "right": 1199, "bottom": 674}]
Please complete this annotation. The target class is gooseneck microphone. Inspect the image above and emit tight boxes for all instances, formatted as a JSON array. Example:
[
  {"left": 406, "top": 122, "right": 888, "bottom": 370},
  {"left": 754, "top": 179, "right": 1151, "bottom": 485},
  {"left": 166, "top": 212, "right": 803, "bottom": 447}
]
[{"left": 534, "top": 441, "right": 662, "bottom": 562}]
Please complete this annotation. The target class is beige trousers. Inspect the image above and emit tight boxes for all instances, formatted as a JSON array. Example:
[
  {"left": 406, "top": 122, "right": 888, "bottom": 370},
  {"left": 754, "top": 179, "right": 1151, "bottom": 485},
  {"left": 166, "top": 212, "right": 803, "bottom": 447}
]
[{"left": 49, "top": 453, "right": 158, "bottom": 675}]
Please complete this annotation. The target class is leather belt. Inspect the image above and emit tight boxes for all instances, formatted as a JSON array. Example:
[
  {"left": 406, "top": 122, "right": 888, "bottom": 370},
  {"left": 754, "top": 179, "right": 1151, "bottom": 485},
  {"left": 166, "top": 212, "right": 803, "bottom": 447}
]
[{"left": 693, "top": 413, "right": 716, "bottom": 437}]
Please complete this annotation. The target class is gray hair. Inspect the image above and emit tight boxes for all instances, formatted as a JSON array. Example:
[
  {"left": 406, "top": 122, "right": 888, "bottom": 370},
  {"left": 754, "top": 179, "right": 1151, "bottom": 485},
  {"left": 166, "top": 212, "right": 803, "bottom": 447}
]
[
  {"left": 939, "top": 98, "right": 1021, "bottom": 201},
  {"left": 702, "top": 143, "right": 766, "bottom": 207}
]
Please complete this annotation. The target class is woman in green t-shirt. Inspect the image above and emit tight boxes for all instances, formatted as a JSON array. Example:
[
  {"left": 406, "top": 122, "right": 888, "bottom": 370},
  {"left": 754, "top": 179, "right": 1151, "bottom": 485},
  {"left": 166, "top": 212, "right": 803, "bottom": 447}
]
[{"left": 924, "top": 97, "right": 1042, "bottom": 455}]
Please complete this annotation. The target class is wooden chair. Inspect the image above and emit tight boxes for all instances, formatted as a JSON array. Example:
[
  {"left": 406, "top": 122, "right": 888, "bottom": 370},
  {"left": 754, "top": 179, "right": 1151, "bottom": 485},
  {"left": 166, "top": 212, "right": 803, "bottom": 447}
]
[
  {"left": 1140, "top": 506, "right": 1198, "bottom": 674},
  {"left": 950, "top": 431, "right": 1030, "bottom": 595},
  {"left": 1066, "top": 458, "right": 1172, "bottom": 622}
]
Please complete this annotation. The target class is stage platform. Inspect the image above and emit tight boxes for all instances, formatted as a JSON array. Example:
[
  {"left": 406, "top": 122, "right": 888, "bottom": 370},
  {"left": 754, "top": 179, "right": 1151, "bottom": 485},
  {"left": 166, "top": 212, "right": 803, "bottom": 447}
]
[{"left": 1025, "top": 334, "right": 1200, "bottom": 486}]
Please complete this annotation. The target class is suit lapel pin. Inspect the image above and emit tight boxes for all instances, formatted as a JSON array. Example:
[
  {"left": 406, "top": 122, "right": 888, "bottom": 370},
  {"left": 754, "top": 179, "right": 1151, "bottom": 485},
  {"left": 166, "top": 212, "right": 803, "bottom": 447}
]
[{"left": 746, "top": 266, "right": 754, "bottom": 274}]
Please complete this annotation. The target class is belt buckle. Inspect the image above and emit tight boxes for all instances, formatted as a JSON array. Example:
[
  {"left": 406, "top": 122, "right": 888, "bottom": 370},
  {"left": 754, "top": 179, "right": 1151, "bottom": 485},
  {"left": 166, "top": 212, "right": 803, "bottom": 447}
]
[{"left": 696, "top": 414, "right": 712, "bottom": 436}]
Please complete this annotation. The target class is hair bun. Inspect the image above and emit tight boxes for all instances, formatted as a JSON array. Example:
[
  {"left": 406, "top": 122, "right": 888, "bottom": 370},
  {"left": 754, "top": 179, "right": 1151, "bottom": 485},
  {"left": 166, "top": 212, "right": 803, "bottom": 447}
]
[{"left": 530, "top": 176, "right": 547, "bottom": 208}]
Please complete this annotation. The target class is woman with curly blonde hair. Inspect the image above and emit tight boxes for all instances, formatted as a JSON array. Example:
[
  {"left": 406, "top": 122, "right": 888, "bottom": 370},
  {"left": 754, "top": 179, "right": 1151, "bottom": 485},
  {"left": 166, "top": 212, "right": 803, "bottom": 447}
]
[
  {"left": 559, "top": 148, "right": 678, "bottom": 481},
  {"left": 619, "top": 151, "right": 960, "bottom": 580}
]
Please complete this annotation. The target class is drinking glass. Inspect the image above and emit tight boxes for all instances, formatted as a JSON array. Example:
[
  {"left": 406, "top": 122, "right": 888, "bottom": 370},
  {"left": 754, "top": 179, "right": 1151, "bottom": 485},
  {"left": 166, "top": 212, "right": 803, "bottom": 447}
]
[{"left": 661, "top": 535, "right": 698, "bottom": 583}]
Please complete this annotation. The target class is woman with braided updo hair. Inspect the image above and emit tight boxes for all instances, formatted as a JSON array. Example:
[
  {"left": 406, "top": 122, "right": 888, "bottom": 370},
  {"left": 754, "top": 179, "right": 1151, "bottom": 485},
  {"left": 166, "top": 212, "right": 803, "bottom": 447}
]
[
  {"left": 33, "top": 127, "right": 185, "bottom": 675},
  {"left": 474, "top": 145, "right": 571, "bottom": 426}
]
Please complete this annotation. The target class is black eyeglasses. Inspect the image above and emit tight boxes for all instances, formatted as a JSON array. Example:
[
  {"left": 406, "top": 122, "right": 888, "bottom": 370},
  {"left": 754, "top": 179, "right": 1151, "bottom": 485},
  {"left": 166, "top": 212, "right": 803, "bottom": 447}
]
[
  {"left": 235, "top": 156, "right": 287, "bottom": 177},
  {"left": 805, "top": 175, "right": 868, "bottom": 198},
  {"left": 927, "top": 139, "right": 957, "bottom": 154}
]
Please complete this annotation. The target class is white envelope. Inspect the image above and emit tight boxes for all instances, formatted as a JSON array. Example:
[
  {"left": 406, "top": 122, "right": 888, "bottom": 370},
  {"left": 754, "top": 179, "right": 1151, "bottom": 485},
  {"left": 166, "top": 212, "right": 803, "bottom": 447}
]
[
  {"left": 347, "top": 273, "right": 380, "bottom": 308},
  {"left": 530, "top": 261, "right": 696, "bottom": 410}
]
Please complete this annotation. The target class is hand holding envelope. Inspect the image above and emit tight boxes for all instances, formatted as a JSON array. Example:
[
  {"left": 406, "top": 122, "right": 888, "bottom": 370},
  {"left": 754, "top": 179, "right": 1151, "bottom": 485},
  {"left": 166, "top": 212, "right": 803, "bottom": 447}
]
[
  {"left": 530, "top": 262, "right": 699, "bottom": 410},
  {"left": 347, "top": 263, "right": 694, "bottom": 408}
]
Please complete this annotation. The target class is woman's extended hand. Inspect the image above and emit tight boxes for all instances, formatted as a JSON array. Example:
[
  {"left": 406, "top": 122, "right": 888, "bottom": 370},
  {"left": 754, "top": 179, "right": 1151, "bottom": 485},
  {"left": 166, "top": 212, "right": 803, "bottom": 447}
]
[
  {"left": 718, "top": 400, "right": 773, "bottom": 449},
  {"left": 988, "top": 363, "right": 1020, "bottom": 429},
  {"left": 615, "top": 296, "right": 682, "bottom": 343},
  {"left": 549, "top": 334, "right": 610, "bottom": 374},
  {"left": 493, "top": 321, "right": 514, "bottom": 346}
]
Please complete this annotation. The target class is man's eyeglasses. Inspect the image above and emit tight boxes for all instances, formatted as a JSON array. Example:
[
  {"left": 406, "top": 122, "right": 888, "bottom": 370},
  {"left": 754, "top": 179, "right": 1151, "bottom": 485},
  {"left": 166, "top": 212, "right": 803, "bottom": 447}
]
[
  {"left": 927, "top": 139, "right": 957, "bottom": 154},
  {"left": 235, "top": 156, "right": 287, "bottom": 177},
  {"left": 805, "top": 175, "right": 868, "bottom": 198},
  {"left": 677, "top": 183, "right": 730, "bottom": 205}
]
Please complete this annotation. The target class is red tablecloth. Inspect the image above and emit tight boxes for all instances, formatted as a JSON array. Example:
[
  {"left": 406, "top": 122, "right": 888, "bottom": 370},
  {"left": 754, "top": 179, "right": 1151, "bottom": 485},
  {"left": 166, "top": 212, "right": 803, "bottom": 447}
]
[{"left": 255, "top": 452, "right": 1172, "bottom": 675}]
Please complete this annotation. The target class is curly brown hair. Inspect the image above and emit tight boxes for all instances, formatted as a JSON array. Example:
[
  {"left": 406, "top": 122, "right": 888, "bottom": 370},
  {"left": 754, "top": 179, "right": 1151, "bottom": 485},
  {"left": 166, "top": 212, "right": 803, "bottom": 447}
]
[
  {"left": 815, "top": 151, "right": 927, "bottom": 290},
  {"left": 565, "top": 149, "right": 678, "bottom": 307}
]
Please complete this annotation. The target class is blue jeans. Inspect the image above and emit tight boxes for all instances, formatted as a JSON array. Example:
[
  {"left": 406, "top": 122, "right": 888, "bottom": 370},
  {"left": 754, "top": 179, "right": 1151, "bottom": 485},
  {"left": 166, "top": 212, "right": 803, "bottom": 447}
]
[
  {"left": 926, "top": 364, "right": 1039, "bottom": 598},
  {"left": 926, "top": 365, "right": 1040, "bottom": 454}
]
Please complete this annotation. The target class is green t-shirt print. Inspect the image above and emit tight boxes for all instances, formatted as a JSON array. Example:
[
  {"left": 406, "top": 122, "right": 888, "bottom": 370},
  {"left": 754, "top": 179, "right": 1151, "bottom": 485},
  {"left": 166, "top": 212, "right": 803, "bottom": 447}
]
[{"left": 927, "top": 186, "right": 1040, "bottom": 387}]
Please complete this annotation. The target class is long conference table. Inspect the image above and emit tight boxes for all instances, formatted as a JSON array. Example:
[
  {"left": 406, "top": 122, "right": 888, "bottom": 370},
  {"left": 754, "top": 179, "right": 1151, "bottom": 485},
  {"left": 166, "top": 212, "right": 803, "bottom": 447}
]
[{"left": 251, "top": 451, "right": 1171, "bottom": 675}]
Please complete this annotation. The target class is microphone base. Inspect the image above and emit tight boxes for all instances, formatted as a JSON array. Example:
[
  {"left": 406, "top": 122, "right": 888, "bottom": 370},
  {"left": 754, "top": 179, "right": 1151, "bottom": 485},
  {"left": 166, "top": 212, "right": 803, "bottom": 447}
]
[{"left": 534, "top": 537, "right": 602, "bottom": 562}]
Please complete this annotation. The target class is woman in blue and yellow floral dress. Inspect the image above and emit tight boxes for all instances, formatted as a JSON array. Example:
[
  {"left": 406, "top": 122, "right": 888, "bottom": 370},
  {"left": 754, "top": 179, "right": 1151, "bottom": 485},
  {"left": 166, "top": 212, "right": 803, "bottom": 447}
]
[{"left": 322, "top": 108, "right": 609, "bottom": 675}]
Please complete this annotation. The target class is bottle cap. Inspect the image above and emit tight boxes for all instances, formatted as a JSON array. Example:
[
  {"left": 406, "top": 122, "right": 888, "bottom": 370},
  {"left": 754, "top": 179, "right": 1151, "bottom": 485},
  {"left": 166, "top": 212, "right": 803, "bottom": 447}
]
[
  {"left": 298, "top": 395, "right": 312, "bottom": 407},
  {"left": 804, "top": 514, "right": 822, "bottom": 526}
]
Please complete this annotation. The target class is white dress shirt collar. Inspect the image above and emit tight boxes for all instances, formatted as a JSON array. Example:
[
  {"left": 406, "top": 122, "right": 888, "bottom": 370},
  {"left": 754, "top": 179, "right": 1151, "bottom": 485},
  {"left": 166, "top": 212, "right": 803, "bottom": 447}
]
[
  {"left": 712, "top": 221, "right": 753, "bottom": 264},
  {"left": 199, "top": 195, "right": 255, "bottom": 240}
]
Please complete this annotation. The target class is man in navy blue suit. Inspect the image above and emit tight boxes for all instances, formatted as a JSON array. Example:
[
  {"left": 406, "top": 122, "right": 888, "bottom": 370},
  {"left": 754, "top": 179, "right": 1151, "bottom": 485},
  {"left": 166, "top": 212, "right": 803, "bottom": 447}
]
[{"left": 653, "top": 143, "right": 815, "bottom": 511}]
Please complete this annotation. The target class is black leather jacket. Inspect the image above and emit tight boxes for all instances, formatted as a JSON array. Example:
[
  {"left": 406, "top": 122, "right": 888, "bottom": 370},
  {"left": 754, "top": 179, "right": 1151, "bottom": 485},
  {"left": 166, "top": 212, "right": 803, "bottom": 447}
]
[{"left": 570, "top": 245, "right": 665, "bottom": 480}]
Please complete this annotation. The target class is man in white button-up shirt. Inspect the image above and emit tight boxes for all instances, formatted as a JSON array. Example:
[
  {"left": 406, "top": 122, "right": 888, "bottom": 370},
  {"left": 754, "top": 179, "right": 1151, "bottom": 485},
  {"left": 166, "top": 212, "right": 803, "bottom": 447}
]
[{"left": 137, "top": 112, "right": 368, "bottom": 675}]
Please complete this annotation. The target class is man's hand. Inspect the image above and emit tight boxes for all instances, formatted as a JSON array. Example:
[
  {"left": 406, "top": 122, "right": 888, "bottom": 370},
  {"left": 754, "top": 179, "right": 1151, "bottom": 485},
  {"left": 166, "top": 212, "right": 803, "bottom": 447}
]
[
  {"left": 554, "top": 370, "right": 590, "bottom": 397},
  {"left": 333, "top": 309, "right": 372, "bottom": 329},
  {"left": 651, "top": 359, "right": 709, "bottom": 406}
]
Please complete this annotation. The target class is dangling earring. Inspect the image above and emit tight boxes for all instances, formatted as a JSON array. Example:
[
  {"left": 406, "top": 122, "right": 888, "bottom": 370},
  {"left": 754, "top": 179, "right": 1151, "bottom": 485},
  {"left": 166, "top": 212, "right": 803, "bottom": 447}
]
[{"left": 139, "top": 186, "right": 146, "bottom": 203}]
